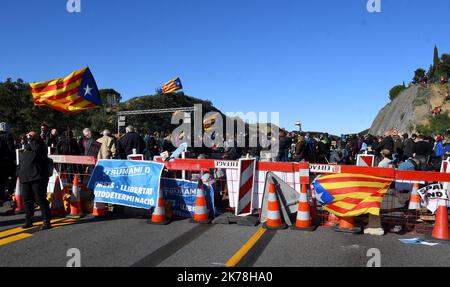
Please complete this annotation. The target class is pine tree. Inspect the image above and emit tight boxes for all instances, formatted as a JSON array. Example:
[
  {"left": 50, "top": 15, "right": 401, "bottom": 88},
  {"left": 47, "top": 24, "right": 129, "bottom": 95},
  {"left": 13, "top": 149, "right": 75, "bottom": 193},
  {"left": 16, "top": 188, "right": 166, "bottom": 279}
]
[
  {"left": 432, "top": 45, "right": 443, "bottom": 82},
  {"left": 434, "top": 45, "right": 440, "bottom": 67}
]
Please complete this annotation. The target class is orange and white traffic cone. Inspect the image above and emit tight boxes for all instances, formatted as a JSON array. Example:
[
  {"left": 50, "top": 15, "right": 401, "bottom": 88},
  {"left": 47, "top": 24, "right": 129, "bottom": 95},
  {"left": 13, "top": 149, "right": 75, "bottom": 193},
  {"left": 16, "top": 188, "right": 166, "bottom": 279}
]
[
  {"left": 93, "top": 202, "right": 108, "bottom": 218},
  {"left": 263, "top": 182, "right": 286, "bottom": 230},
  {"left": 149, "top": 184, "right": 169, "bottom": 225},
  {"left": 292, "top": 184, "right": 316, "bottom": 231},
  {"left": 50, "top": 175, "right": 66, "bottom": 217},
  {"left": 324, "top": 213, "right": 340, "bottom": 227},
  {"left": 334, "top": 216, "right": 362, "bottom": 234},
  {"left": 61, "top": 174, "right": 71, "bottom": 214},
  {"left": 408, "top": 183, "right": 421, "bottom": 210},
  {"left": 191, "top": 180, "right": 211, "bottom": 224},
  {"left": 429, "top": 199, "right": 450, "bottom": 242},
  {"left": 14, "top": 177, "right": 25, "bottom": 214},
  {"left": 66, "top": 175, "right": 84, "bottom": 219}
]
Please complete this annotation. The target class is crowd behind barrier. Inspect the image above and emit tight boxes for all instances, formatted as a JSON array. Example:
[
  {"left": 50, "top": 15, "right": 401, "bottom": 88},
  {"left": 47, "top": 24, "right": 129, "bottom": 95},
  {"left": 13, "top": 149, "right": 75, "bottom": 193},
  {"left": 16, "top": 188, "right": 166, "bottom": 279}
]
[{"left": 1, "top": 121, "right": 450, "bottom": 235}]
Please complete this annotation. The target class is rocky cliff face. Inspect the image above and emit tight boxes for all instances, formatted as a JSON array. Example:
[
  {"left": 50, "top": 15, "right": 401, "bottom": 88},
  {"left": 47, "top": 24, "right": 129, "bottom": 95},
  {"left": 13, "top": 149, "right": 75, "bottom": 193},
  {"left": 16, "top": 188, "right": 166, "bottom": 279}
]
[{"left": 369, "top": 84, "right": 449, "bottom": 135}]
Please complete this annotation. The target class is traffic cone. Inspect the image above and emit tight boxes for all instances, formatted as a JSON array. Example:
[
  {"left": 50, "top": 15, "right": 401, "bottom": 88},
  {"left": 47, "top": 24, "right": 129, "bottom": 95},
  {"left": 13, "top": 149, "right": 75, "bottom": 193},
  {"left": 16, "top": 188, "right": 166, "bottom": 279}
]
[
  {"left": 61, "top": 174, "right": 71, "bottom": 214},
  {"left": 14, "top": 177, "right": 25, "bottom": 214},
  {"left": 292, "top": 184, "right": 316, "bottom": 231},
  {"left": 408, "top": 183, "right": 421, "bottom": 210},
  {"left": 324, "top": 213, "right": 340, "bottom": 227},
  {"left": 430, "top": 199, "right": 450, "bottom": 242},
  {"left": 93, "top": 202, "right": 108, "bottom": 218},
  {"left": 66, "top": 175, "right": 84, "bottom": 219},
  {"left": 191, "top": 180, "right": 211, "bottom": 224},
  {"left": 310, "top": 184, "right": 320, "bottom": 225},
  {"left": 50, "top": 175, "right": 66, "bottom": 217},
  {"left": 263, "top": 182, "right": 286, "bottom": 230},
  {"left": 334, "top": 216, "right": 362, "bottom": 234},
  {"left": 149, "top": 184, "right": 169, "bottom": 225}
]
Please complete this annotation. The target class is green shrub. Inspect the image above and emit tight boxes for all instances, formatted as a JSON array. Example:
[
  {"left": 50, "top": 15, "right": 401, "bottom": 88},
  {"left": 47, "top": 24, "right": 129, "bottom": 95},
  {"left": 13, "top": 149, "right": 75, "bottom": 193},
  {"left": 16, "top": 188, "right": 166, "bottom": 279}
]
[{"left": 389, "top": 85, "right": 406, "bottom": 101}]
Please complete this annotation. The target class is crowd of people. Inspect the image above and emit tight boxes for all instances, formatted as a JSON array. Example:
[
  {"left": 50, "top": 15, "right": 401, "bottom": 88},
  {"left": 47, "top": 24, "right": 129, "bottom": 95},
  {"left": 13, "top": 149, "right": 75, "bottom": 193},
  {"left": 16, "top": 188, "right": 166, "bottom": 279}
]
[
  {"left": 2, "top": 119, "right": 450, "bottom": 230},
  {"left": 277, "top": 130, "right": 450, "bottom": 172}
]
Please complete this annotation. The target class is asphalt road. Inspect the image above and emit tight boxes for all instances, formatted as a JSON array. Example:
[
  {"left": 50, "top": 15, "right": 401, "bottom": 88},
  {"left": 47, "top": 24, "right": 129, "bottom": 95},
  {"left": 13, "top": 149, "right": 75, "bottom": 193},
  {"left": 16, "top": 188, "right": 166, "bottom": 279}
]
[{"left": 1, "top": 204, "right": 449, "bottom": 267}]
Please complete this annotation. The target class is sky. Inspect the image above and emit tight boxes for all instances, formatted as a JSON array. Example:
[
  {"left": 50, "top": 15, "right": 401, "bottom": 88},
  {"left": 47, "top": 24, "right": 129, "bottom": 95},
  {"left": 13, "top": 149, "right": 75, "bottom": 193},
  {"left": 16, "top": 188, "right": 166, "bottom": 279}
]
[{"left": 1, "top": 0, "right": 450, "bottom": 135}]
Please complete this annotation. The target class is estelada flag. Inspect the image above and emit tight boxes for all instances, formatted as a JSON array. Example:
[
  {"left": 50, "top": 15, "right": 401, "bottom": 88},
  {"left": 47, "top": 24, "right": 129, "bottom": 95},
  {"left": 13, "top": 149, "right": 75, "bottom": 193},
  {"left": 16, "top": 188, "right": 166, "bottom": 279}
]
[
  {"left": 30, "top": 67, "right": 102, "bottom": 113},
  {"left": 161, "top": 77, "right": 183, "bottom": 94},
  {"left": 313, "top": 173, "right": 392, "bottom": 217}
]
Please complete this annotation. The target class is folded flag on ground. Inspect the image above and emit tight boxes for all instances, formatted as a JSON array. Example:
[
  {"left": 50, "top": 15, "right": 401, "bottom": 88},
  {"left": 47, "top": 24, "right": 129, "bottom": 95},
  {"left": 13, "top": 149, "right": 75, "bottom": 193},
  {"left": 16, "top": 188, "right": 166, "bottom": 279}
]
[
  {"left": 313, "top": 173, "right": 392, "bottom": 217},
  {"left": 30, "top": 67, "right": 102, "bottom": 113}
]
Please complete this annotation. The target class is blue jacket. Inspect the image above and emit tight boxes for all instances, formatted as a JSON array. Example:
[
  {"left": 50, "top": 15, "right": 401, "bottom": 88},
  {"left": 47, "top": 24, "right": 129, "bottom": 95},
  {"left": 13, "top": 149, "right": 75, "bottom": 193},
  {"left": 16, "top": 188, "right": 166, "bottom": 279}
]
[{"left": 435, "top": 141, "right": 445, "bottom": 158}]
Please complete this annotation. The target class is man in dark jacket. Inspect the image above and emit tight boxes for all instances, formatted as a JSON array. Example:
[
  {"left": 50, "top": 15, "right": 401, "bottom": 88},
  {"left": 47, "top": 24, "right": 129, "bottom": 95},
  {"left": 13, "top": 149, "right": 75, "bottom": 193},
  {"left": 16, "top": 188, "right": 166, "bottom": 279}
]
[
  {"left": 0, "top": 122, "right": 15, "bottom": 206},
  {"left": 118, "top": 126, "right": 145, "bottom": 159},
  {"left": 377, "top": 135, "right": 395, "bottom": 154},
  {"left": 56, "top": 130, "right": 81, "bottom": 155},
  {"left": 79, "top": 128, "right": 101, "bottom": 157},
  {"left": 19, "top": 131, "right": 52, "bottom": 230},
  {"left": 403, "top": 134, "right": 416, "bottom": 160},
  {"left": 412, "top": 135, "right": 433, "bottom": 168},
  {"left": 276, "top": 130, "right": 291, "bottom": 162}
]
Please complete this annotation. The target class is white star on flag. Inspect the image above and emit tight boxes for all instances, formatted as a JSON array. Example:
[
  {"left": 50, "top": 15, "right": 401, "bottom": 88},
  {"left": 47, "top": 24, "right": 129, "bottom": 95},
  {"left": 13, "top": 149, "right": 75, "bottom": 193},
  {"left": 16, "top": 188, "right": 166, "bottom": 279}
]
[
  {"left": 84, "top": 84, "right": 93, "bottom": 96},
  {"left": 315, "top": 190, "right": 325, "bottom": 205}
]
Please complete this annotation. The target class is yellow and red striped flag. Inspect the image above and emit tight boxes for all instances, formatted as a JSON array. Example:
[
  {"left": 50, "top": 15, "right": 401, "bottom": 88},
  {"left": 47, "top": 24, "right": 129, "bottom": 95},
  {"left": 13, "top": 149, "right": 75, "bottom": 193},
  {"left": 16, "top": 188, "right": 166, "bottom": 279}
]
[
  {"left": 161, "top": 77, "right": 183, "bottom": 94},
  {"left": 313, "top": 173, "right": 392, "bottom": 217},
  {"left": 30, "top": 67, "right": 102, "bottom": 113}
]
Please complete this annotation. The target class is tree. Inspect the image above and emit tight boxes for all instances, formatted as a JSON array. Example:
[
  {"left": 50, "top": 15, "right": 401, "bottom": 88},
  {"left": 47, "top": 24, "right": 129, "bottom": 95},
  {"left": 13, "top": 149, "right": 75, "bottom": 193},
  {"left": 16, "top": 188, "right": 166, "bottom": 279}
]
[
  {"left": 441, "top": 54, "right": 450, "bottom": 79},
  {"left": 427, "top": 64, "right": 435, "bottom": 81},
  {"left": 389, "top": 85, "right": 406, "bottom": 101},
  {"left": 413, "top": 68, "right": 426, "bottom": 83},
  {"left": 434, "top": 45, "right": 440, "bottom": 67},
  {"left": 416, "top": 113, "right": 450, "bottom": 136}
]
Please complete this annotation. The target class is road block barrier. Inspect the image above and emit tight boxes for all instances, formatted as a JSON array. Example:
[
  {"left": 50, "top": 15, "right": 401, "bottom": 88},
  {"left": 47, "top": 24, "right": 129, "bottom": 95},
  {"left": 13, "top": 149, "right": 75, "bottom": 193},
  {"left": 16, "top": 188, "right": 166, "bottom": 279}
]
[
  {"left": 67, "top": 175, "right": 84, "bottom": 219},
  {"left": 191, "top": 180, "right": 211, "bottom": 224},
  {"left": 43, "top": 154, "right": 450, "bottom": 235},
  {"left": 158, "top": 158, "right": 450, "bottom": 234},
  {"left": 93, "top": 202, "right": 108, "bottom": 218},
  {"left": 149, "top": 183, "right": 169, "bottom": 225},
  {"left": 408, "top": 183, "right": 421, "bottom": 210},
  {"left": 292, "top": 184, "right": 315, "bottom": 231},
  {"left": 49, "top": 175, "right": 66, "bottom": 217},
  {"left": 13, "top": 177, "right": 25, "bottom": 214},
  {"left": 262, "top": 181, "right": 286, "bottom": 230},
  {"left": 430, "top": 199, "right": 450, "bottom": 242}
]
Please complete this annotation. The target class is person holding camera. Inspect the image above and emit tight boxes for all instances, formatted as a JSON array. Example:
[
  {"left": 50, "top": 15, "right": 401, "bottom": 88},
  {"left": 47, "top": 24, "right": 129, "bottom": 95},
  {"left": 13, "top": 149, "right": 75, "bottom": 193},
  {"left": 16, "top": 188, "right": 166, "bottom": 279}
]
[{"left": 18, "top": 131, "right": 52, "bottom": 230}]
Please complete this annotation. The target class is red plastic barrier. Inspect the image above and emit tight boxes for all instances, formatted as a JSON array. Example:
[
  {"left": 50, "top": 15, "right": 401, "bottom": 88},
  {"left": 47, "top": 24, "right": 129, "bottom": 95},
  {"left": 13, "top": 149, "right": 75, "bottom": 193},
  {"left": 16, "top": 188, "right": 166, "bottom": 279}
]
[{"left": 159, "top": 159, "right": 450, "bottom": 183}]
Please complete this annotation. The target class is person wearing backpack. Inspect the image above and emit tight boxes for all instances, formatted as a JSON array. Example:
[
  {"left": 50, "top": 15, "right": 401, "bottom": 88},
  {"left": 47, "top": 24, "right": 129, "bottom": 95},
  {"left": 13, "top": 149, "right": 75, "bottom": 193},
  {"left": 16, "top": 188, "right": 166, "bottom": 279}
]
[
  {"left": 0, "top": 122, "right": 15, "bottom": 207},
  {"left": 18, "top": 131, "right": 52, "bottom": 230}
]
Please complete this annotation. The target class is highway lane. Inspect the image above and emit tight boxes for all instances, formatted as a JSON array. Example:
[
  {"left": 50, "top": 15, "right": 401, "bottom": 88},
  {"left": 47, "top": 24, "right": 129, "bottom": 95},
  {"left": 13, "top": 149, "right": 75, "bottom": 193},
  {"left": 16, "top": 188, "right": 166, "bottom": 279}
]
[{"left": 1, "top": 204, "right": 449, "bottom": 267}]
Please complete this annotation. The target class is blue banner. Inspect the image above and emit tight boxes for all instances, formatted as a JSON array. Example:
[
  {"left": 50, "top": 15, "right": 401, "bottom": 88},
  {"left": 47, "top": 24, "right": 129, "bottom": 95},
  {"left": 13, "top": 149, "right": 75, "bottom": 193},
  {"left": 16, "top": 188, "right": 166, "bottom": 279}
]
[
  {"left": 162, "top": 178, "right": 215, "bottom": 218},
  {"left": 88, "top": 160, "right": 164, "bottom": 209}
]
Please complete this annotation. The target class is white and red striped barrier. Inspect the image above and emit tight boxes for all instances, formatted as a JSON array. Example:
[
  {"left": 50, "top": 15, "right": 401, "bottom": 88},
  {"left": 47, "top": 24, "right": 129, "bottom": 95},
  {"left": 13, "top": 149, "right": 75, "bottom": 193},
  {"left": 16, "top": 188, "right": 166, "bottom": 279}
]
[{"left": 235, "top": 158, "right": 256, "bottom": 216}]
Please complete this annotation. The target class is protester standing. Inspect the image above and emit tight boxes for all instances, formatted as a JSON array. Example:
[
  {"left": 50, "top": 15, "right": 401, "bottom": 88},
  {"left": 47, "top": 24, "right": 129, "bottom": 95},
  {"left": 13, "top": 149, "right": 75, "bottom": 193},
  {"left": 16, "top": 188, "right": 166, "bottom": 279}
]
[
  {"left": 97, "top": 129, "right": 117, "bottom": 160},
  {"left": 18, "top": 131, "right": 52, "bottom": 230},
  {"left": 117, "top": 126, "right": 145, "bottom": 159}
]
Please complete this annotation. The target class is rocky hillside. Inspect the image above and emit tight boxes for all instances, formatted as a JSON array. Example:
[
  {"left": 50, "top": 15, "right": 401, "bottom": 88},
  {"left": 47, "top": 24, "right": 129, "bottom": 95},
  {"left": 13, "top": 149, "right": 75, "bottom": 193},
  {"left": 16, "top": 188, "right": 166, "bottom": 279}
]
[{"left": 369, "top": 83, "right": 449, "bottom": 135}]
